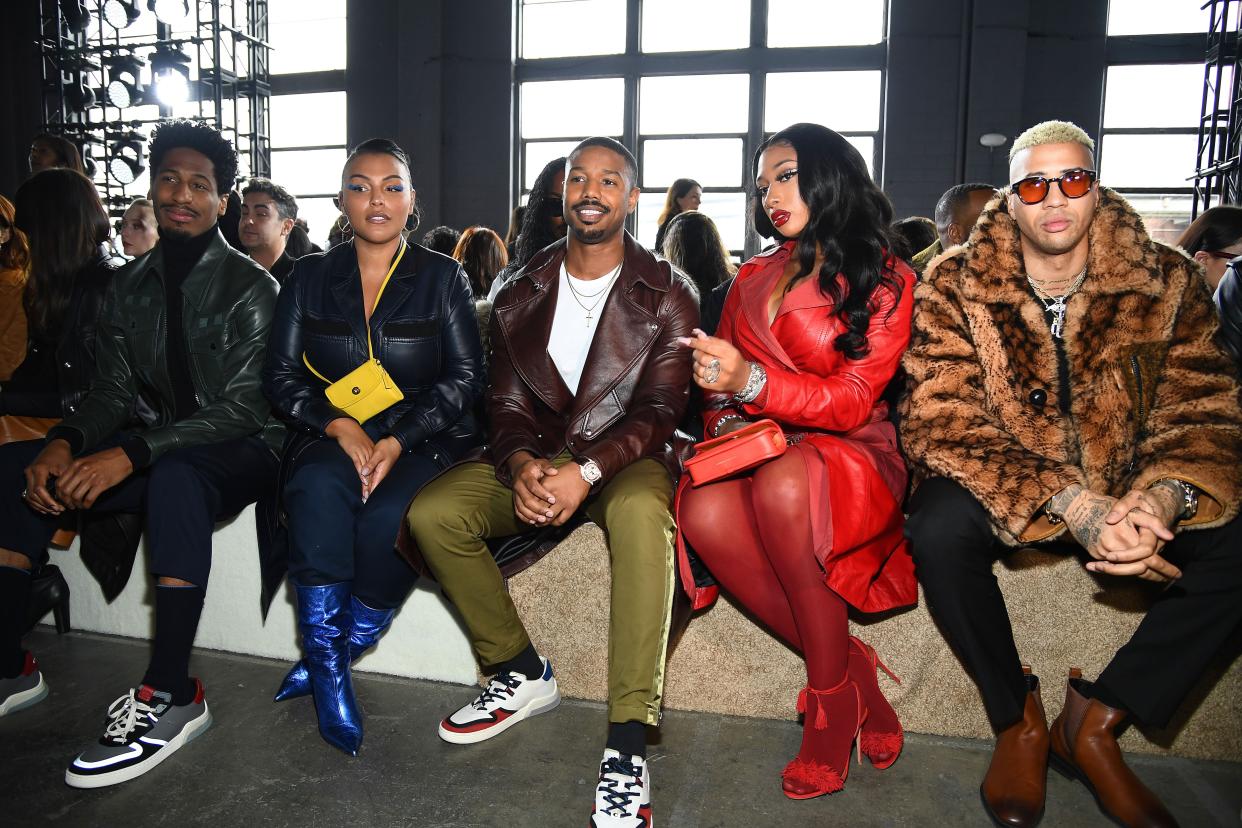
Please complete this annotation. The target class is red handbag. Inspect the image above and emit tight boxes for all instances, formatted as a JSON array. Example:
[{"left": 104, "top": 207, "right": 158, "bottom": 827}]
[{"left": 684, "top": 419, "right": 787, "bottom": 487}]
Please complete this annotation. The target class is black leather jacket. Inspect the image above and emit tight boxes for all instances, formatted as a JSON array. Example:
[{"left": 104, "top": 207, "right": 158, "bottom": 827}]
[
  {"left": 1217, "top": 261, "right": 1242, "bottom": 367},
  {"left": 2, "top": 255, "right": 116, "bottom": 418},
  {"left": 52, "top": 231, "right": 284, "bottom": 459},
  {"left": 263, "top": 241, "right": 484, "bottom": 463}
]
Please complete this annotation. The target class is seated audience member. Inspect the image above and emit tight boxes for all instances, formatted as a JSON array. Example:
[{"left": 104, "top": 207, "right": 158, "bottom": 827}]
[
  {"left": 28, "top": 133, "right": 86, "bottom": 177},
  {"left": 452, "top": 225, "right": 509, "bottom": 299},
  {"left": 487, "top": 156, "right": 568, "bottom": 301},
  {"left": 262, "top": 138, "right": 484, "bottom": 755},
  {"left": 0, "top": 119, "right": 283, "bottom": 787},
  {"left": 119, "top": 197, "right": 158, "bottom": 259},
  {"left": 680, "top": 123, "right": 915, "bottom": 801},
  {"left": 504, "top": 204, "right": 525, "bottom": 256},
  {"left": 1, "top": 170, "right": 115, "bottom": 432},
  {"left": 911, "top": 182, "right": 994, "bottom": 273},
  {"left": 0, "top": 195, "right": 30, "bottom": 381},
  {"left": 1216, "top": 257, "right": 1242, "bottom": 366},
  {"left": 240, "top": 177, "right": 298, "bottom": 284},
  {"left": 901, "top": 121, "right": 1242, "bottom": 828},
  {"left": 889, "top": 215, "right": 937, "bottom": 261},
  {"left": 654, "top": 177, "right": 702, "bottom": 255},
  {"left": 421, "top": 225, "right": 461, "bottom": 257},
  {"left": 407, "top": 138, "right": 698, "bottom": 827},
  {"left": 661, "top": 210, "right": 735, "bottom": 329},
  {"left": 1176, "top": 204, "right": 1242, "bottom": 291},
  {"left": 285, "top": 220, "right": 320, "bottom": 258}
]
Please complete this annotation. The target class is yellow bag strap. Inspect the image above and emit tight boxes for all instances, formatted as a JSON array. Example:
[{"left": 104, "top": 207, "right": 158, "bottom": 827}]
[{"left": 303, "top": 241, "right": 409, "bottom": 382}]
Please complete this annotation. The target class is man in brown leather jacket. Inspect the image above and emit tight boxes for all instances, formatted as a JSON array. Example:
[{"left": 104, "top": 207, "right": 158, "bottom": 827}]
[{"left": 408, "top": 137, "right": 698, "bottom": 828}]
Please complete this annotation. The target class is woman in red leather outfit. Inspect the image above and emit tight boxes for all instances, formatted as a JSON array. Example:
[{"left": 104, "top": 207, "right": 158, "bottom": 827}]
[{"left": 677, "top": 122, "right": 916, "bottom": 800}]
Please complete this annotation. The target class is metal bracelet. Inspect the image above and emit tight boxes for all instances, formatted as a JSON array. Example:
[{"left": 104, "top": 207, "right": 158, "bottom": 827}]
[
  {"left": 733, "top": 362, "right": 767, "bottom": 404},
  {"left": 711, "top": 414, "right": 747, "bottom": 438}
]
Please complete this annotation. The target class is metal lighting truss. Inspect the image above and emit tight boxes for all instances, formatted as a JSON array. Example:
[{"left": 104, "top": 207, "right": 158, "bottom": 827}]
[
  {"left": 1193, "top": 0, "right": 1242, "bottom": 216},
  {"left": 37, "top": 0, "right": 272, "bottom": 218}
]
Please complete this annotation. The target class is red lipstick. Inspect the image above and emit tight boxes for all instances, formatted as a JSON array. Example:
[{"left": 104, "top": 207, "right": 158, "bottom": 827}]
[{"left": 771, "top": 210, "right": 790, "bottom": 228}]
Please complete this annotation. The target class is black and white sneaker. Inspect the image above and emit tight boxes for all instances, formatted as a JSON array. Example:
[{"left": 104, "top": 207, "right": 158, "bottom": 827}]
[
  {"left": 0, "top": 652, "right": 49, "bottom": 717},
  {"left": 65, "top": 679, "right": 212, "bottom": 789},
  {"left": 591, "top": 749, "right": 653, "bottom": 827},
  {"left": 437, "top": 657, "right": 560, "bottom": 745}
]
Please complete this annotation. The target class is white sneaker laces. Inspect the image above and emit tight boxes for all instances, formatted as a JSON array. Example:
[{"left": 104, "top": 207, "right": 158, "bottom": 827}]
[{"left": 103, "top": 690, "right": 157, "bottom": 743}]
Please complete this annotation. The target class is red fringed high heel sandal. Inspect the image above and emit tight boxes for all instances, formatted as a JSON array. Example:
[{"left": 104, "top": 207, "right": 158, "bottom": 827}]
[
  {"left": 781, "top": 676, "right": 867, "bottom": 800},
  {"left": 847, "top": 635, "right": 904, "bottom": 769}
]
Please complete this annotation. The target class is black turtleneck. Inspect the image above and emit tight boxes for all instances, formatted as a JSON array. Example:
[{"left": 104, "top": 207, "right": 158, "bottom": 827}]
[{"left": 119, "top": 225, "right": 217, "bottom": 470}]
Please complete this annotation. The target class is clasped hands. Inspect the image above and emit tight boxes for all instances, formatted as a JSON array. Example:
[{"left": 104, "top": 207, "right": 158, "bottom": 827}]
[
  {"left": 327, "top": 417, "right": 402, "bottom": 502},
  {"left": 24, "top": 440, "right": 134, "bottom": 514},
  {"left": 1060, "top": 483, "right": 1183, "bottom": 583},
  {"left": 507, "top": 451, "right": 591, "bottom": 527}
]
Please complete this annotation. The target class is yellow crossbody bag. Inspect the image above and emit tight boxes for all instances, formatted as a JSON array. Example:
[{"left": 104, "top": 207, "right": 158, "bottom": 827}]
[{"left": 302, "top": 242, "right": 408, "bottom": 424}]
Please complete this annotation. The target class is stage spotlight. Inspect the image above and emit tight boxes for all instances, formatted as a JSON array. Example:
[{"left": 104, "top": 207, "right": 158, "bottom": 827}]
[
  {"left": 147, "top": 0, "right": 189, "bottom": 26},
  {"left": 65, "top": 76, "right": 97, "bottom": 111},
  {"left": 150, "top": 45, "right": 191, "bottom": 106},
  {"left": 60, "top": 0, "right": 92, "bottom": 32},
  {"left": 102, "top": 0, "right": 141, "bottom": 29},
  {"left": 108, "top": 133, "right": 147, "bottom": 185},
  {"left": 104, "top": 54, "right": 146, "bottom": 108}
]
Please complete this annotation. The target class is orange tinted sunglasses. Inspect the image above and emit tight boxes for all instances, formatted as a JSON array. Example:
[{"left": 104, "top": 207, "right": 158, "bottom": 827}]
[{"left": 1010, "top": 168, "right": 1097, "bottom": 205}]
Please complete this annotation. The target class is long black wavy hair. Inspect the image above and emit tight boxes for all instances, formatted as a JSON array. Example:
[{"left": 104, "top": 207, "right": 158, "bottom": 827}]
[
  {"left": 512, "top": 155, "right": 567, "bottom": 270},
  {"left": 751, "top": 123, "right": 902, "bottom": 360}
]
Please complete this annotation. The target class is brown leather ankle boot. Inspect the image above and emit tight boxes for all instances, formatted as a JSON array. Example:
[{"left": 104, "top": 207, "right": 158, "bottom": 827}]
[
  {"left": 1049, "top": 669, "right": 1179, "bottom": 828},
  {"left": 980, "top": 666, "right": 1048, "bottom": 827}
]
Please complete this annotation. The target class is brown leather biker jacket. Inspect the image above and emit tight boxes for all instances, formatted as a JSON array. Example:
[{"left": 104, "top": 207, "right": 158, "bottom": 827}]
[{"left": 486, "top": 232, "right": 700, "bottom": 487}]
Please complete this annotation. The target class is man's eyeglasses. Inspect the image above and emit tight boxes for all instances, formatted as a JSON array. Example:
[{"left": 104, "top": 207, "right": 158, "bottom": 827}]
[
  {"left": 1009, "top": 168, "right": 1097, "bottom": 205},
  {"left": 1201, "top": 249, "right": 1242, "bottom": 261}
]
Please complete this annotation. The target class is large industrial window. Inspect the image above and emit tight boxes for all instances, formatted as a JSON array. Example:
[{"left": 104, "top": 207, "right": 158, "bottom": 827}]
[
  {"left": 514, "top": 0, "right": 887, "bottom": 257},
  {"left": 1101, "top": 1, "right": 1210, "bottom": 243}
]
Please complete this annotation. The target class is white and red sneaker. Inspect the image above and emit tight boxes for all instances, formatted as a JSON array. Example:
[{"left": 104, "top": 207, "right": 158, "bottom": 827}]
[
  {"left": 591, "top": 749, "right": 653, "bottom": 827},
  {"left": 0, "top": 652, "right": 48, "bottom": 717},
  {"left": 437, "top": 657, "right": 560, "bottom": 745}
]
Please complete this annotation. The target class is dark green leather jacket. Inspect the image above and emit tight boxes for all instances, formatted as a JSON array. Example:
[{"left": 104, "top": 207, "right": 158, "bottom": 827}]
[{"left": 55, "top": 231, "right": 284, "bottom": 460}]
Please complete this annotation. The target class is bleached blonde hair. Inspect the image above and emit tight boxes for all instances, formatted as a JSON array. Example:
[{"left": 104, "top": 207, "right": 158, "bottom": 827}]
[{"left": 1008, "top": 120, "right": 1096, "bottom": 162}]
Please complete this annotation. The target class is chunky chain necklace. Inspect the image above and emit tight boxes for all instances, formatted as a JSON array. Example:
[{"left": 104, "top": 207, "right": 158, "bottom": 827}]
[
  {"left": 565, "top": 263, "right": 621, "bottom": 327},
  {"left": 1026, "top": 265, "right": 1088, "bottom": 340}
]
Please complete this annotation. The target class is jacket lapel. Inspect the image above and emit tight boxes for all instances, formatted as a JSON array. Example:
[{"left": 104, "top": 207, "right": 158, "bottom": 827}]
[
  {"left": 737, "top": 244, "right": 800, "bottom": 372},
  {"left": 178, "top": 231, "right": 229, "bottom": 311},
  {"left": 367, "top": 249, "right": 417, "bottom": 339},
  {"left": 494, "top": 246, "right": 575, "bottom": 413},
  {"left": 328, "top": 245, "right": 372, "bottom": 355}
]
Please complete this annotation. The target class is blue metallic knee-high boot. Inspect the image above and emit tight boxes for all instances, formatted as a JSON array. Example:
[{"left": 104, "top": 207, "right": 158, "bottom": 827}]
[
  {"left": 295, "top": 582, "right": 362, "bottom": 755},
  {"left": 274, "top": 596, "right": 397, "bottom": 702}
]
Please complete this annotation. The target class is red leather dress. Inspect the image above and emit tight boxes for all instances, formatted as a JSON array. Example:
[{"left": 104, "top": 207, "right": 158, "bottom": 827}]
[{"left": 675, "top": 241, "right": 917, "bottom": 614}]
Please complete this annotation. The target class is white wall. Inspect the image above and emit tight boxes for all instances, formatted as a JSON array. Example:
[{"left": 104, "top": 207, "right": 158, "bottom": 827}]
[{"left": 35, "top": 506, "right": 480, "bottom": 685}]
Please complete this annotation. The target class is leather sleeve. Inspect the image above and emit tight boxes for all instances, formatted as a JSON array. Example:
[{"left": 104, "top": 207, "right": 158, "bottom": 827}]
[
  {"left": 583, "top": 277, "right": 699, "bottom": 487},
  {"left": 262, "top": 268, "right": 351, "bottom": 434},
  {"left": 52, "top": 281, "right": 141, "bottom": 452},
  {"left": 137, "top": 277, "right": 278, "bottom": 461},
  {"left": 1216, "top": 265, "right": 1242, "bottom": 365},
  {"left": 744, "top": 269, "right": 914, "bottom": 432},
  {"left": 487, "top": 287, "right": 547, "bottom": 487},
  {"left": 382, "top": 265, "right": 485, "bottom": 451},
  {"left": 899, "top": 269, "right": 1086, "bottom": 545}
]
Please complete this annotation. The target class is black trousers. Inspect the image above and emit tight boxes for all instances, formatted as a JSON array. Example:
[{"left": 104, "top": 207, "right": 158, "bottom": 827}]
[
  {"left": 906, "top": 476, "right": 1242, "bottom": 731},
  {"left": 282, "top": 436, "right": 436, "bottom": 608},
  {"left": 0, "top": 435, "right": 277, "bottom": 586}
]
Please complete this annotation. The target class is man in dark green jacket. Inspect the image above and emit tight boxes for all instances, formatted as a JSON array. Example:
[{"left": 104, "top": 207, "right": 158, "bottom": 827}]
[{"left": 0, "top": 120, "right": 281, "bottom": 788}]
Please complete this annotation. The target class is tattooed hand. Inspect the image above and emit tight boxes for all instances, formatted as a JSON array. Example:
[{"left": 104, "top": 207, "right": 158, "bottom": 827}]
[{"left": 1063, "top": 487, "right": 1182, "bottom": 583}]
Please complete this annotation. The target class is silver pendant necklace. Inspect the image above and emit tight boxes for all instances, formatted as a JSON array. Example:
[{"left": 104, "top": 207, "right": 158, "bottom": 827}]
[
  {"left": 1026, "top": 265, "right": 1088, "bottom": 340},
  {"left": 565, "top": 264, "right": 621, "bottom": 327}
]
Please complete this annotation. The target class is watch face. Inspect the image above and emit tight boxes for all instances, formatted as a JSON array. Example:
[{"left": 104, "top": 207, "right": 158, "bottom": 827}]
[{"left": 582, "top": 461, "right": 602, "bottom": 483}]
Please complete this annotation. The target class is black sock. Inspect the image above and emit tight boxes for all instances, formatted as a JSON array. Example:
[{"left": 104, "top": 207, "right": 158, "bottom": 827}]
[
  {"left": 142, "top": 583, "right": 205, "bottom": 705},
  {"left": 606, "top": 721, "right": 647, "bottom": 759},
  {"left": 496, "top": 642, "right": 543, "bottom": 681},
  {"left": 0, "top": 566, "right": 32, "bottom": 678}
]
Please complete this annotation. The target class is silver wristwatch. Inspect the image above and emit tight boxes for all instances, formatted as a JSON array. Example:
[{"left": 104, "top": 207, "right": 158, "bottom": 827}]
[
  {"left": 579, "top": 459, "right": 603, "bottom": 486},
  {"left": 1155, "top": 478, "right": 1199, "bottom": 521},
  {"left": 734, "top": 362, "right": 767, "bottom": 404}
]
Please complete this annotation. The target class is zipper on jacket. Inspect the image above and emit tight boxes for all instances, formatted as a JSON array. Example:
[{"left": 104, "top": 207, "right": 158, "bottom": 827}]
[{"left": 1129, "top": 355, "right": 1145, "bottom": 423}]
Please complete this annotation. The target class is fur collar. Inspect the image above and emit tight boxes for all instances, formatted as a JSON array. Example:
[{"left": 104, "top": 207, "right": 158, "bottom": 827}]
[{"left": 935, "top": 187, "right": 1167, "bottom": 304}]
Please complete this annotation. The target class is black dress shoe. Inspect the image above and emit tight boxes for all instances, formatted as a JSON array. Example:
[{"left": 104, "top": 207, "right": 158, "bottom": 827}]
[{"left": 25, "top": 564, "right": 70, "bottom": 634}]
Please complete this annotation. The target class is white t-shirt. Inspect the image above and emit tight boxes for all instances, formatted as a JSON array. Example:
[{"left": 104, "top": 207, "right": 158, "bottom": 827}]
[{"left": 547, "top": 261, "right": 622, "bottom": 395}]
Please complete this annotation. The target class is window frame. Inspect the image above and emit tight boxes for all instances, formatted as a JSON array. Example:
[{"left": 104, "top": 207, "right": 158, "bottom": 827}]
[{"left": 512, "top": 0, "right": 888, "bottom": 258}]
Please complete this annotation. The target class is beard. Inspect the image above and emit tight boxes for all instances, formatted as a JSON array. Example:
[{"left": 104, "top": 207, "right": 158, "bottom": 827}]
[{"left": 570, "top": 223, "right": 609, "bottom": 244}]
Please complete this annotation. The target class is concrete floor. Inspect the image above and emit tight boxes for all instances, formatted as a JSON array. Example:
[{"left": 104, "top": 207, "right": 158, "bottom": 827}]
[{"left": 4, "top": 629, "right": 1240, "bottom": 828}]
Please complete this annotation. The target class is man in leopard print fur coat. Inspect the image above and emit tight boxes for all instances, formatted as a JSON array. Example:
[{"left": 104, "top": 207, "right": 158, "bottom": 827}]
[{"left": 901, "top": 120, "right": 1242, "bottom": 828}]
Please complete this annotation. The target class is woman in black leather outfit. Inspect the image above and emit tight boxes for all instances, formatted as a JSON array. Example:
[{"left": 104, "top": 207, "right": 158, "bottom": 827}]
[{"left": 262, "top": 139, "right": 485, "bottom": 754}]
